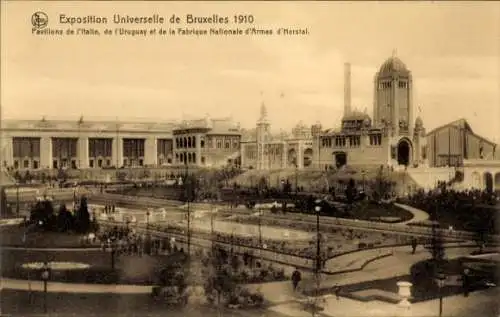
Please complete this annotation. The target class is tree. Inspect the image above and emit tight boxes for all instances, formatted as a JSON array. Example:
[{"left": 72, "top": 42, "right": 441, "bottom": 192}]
[
  {"left": 370, "top": 166, "right": 394, "bottom": 201},
  {"left": 57, "top": 204, "right": 74, "bottom": 232},
  {"left": 203, "top": 247, "right": 238, "bottom": 308},
  {"left": 24, "top": 170, "right": 32, "bottom": 184},
  {"left": 345, "top": 178, "right": 356, "bottom": 205},
  {"left": 30, "top": 199, "right": 56, "bottom": 230},
  {"left": 74, "top": 196, "right": 91, "bottom": 233},
  {"left": 0, "top": 187, "right": 9, "bottom": 216}
]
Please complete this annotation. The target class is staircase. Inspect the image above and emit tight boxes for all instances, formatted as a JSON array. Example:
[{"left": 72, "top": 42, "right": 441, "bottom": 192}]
[
  {"left": 0, "top": 169, "right": 16, "bottom": 186},
  {"left": 406, "top": 167, "right": 455, "bottom": 191}
]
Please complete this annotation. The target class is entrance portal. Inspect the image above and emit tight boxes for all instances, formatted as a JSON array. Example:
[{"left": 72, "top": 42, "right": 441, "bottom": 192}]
[
  {"left": 334, "top": 152, "right": 347, "bottom": 168},
  {"left": 397, "top": 139, "right": 411, "bottom": 166}
]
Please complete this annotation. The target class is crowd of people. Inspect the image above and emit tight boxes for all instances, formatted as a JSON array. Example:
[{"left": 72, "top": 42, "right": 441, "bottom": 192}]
[{"left": 401, "top": 187, "right": 499, "bottom": 233}]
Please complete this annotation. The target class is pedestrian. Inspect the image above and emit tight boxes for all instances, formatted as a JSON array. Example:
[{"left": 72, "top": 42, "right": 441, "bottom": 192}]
[
  {"left": 411, "top": 238, "right": 418, "bottom": 254},
  {"left": 291, "top": 268, "right": 301, "bottom": 291},
  {"left": 462, "top": 269, "right": 470, "bottom": 297},
  {"left": 335, "top": 285, "right": 341, "bottom": 300}
]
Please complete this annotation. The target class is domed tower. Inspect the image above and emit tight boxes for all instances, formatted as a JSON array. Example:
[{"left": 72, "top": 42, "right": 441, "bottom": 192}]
[{"left": 373, "top": 51, "right": 414, "bottom": 138}]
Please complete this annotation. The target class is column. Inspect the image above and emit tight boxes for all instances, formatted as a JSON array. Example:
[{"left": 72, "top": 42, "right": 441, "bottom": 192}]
[
  {"left": 144, "top": 136, "right": 157, "bottom": 166},
  {"left": 1, "top": 137, "right": 14, "bottom": 167},
  {"left": 408, "top": 77, "right": 414, "bottom": 139},
  {"left": 297, "top": 143, "right": 304, "bottom": 169},
  {"left": 195, "top": 134, "right": 202, "bottom": 165},
  {"left": 240, "top": 142, "right": 246, "bottom": 168},
  {"left": 373, "top": 74, "right": 379, "bottom": 125},
  {"left": 281, "top": 142, "right": 287, "bottom": 168},
  {"left": 393, "top": 77, "right": 399, "bottom": 136},
  {"left": 112, "top": 137, "right": 123, "bottom": 168},
  {"left": 78, "top": 137, "right": 89, "bottom": 168},
  {"left": 40, "top": 137, "right": 53, "bottom": 169}
]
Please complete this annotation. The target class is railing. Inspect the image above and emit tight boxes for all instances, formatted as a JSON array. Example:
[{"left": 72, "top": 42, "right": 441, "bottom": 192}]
[
  {"left": 99, "top": 220, "right": 313, "bottom": 269},
  {"left": 92, "top": 193, "right": 500, "bottom": 242}
]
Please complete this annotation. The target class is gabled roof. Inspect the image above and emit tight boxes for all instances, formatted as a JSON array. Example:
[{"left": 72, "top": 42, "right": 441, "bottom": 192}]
[
  {"left": 426, "top": 118, "right": 473, "bottom": 136},
  {"left": 426, "top": 118, "right": 497, "bottom": 147}
]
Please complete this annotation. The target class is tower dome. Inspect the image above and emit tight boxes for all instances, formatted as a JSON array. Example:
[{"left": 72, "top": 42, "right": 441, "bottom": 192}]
[{"left": 378, "top": 56, "right": 410, "bottom": 77}]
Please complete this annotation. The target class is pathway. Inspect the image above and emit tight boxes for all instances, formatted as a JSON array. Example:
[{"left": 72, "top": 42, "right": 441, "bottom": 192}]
[{"left": 394, "top": 203, "right": 430, "bottom": 225}]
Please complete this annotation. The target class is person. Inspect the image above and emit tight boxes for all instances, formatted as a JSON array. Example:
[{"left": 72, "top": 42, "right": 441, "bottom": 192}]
[
  {"left": 462, "top": 268, "right": 470, "bottom": 297},
  {"left": 291, "top": 268, "right": 301, "bottom": 291},
  {"left": 334, "top": 285, "right": 341, "bottom": 300},
  {"left": 411, "top": 238, "right": 418, "bottom": 254}
]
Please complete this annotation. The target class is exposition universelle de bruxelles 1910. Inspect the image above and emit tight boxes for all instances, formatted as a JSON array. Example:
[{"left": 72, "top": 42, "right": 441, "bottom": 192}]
[{"left": 31, "top": 13, "right": 309, "bottom": 37}]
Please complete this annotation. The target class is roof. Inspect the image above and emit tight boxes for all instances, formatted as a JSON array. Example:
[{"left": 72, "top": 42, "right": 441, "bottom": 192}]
[
  {"left": 378, "top": 56, "right": 410, "bottom": 76},
  {"left": 426, "top": 118, "right": 497, "bottom": 146},
  {"left": 342, "top": 111, "right": 371, "bottom": 121}
]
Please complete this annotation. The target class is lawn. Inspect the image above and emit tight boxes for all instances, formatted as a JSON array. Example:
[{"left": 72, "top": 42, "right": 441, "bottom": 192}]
[
  {"left": 0, "top": 248, "right": 170, "bottom": 285},
  {"left": 343, "top": 201, "right": 414, "bottom": 223},
  {"left": 0, "top": 226, "right": 92, "bottom": 248},
  {"left": 0, "top": 290, "right": 268, "bottom": 317}
]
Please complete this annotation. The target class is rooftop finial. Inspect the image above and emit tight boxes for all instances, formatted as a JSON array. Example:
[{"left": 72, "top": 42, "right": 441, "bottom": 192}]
[
  {"left": 392, "top": 48, "right": 397, "bottom": 57},
  {"left": 259, "top": 101, "right": 267, "bottom": 121}
]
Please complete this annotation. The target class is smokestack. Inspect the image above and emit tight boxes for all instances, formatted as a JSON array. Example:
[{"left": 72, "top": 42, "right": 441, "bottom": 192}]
[{"left": 344, "top": 62, "right": 352, "bottom": 116}]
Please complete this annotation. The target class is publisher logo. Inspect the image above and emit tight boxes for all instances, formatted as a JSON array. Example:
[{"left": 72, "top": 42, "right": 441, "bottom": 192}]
[{"left": 31, "top": 12, "right": 48, "bottom": 29}]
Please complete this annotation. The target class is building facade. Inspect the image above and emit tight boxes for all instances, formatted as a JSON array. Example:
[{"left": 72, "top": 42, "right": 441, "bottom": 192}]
[
  {"left": 1, "top": 116, "right": 241, "bottom": 171},
  {"left": 240, "top": 103, "right": 315, "bottom": 170},
  {"left": 425, "top": 119, "right": 498, "bottom": 167},
  {"left": 315, "top": 57, "right": 427, "bottom": 170}
]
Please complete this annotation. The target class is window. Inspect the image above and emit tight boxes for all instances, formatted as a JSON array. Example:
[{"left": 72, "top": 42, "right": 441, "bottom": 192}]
[
  {"left": 201, "top": 156, "right": 205, "bottom": 164},
  {"left": 123, "top": 159, "right": 128, "bottom": 167},
  {"left": 106, "top": 159, "right": 111, "bottom": 166},
  {"left": 23, "top": 160, "right": 29, "bottom": 168},
  {"left": 349, "top": 136, "right": 361, "bottom": 147},
  {"left": 139, "top": 159, "right": 143, "bottom": 166},
  {"left": 90, "top": 160, "right": 94, "bottom": 168},
  {"left": 335, "top": 136, "right": 346, "bottom": 147},
  {"left": 200, "top": 138, "right": 205, "bottom": 148},
  {"left": 225, "top": 142, "right": 230, "bottom": 149},
  {"left": 216, "top": 140, "right": 222, "bottom": 149},
  {"left": 33, "top": 161, "right": 39, "bottom": 169},
  {"left": 52, "top": 160, "right": 58, "bottom": 169},
  {"left": 14, "top": 160, "right": 19, "bottom": 169},
  {"left": 71, "top": 160, "right": 77, "bottom": 169},
  {"left": 98, "top": 159, "right": 103, "bottom": 168},
  {"left": 369, "top": 134, "right": 382, "bottom": 146}
]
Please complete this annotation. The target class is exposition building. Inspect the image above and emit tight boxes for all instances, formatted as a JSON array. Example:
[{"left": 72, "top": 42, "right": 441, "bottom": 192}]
[
  {"left": 1, "top": 54, "right": 497, "bottom": 178},
  {"left": 240, "top": 55, "right": 498, "bottom": 171}
]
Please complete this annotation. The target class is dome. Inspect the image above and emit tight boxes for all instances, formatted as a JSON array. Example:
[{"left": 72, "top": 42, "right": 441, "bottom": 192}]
[
  {"left": 415, "top": 116, "right": 423, "bottom": 127},
  {"left": 378, "top": 56, "right": 409, "bottom": 76}
]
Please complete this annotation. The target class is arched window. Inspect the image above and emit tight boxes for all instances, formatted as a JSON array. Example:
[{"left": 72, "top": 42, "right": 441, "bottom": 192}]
[
  {"left": 192, "top": 153, "right": 196, "bottom": 163},
  {"left": 183, "top": 137, "right": 187, "bottom": 148}
]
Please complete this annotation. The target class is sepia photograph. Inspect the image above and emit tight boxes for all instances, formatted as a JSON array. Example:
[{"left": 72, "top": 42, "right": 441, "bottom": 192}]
[{"left": 1, "top": 1, "right": 499, "bottom": 316}]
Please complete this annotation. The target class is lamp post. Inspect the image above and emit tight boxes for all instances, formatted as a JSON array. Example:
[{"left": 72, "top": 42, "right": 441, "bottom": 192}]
[
  {"left": 108, "top": 238, "right": 117, "bottom": 269},
  {"left": 185, "top": 161, "right": 191, "bottom": 257},
  {"left": 295, "top": 162, "right": 298, "bottom": 197},
  {"left": 361, "top": 170, "right": 366, "bottom": 193},
  {"left": 436, "top": 272, "right": 446, "bottom": 317},
  {"left": 314, "top": 203, "right": 322, "bottom": 294},
  {"left": 41, "top": 262, "right": 50, "bottom": 314},
  {"left": 16, "top": 182, "right": 20, "bottom": 217},
  {"left": 258, "top": 208, "right": 262, "bottom": 248}
]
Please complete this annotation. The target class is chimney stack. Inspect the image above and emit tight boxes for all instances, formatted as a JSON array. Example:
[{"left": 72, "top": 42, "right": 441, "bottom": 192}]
[{"left": 344, "top": 62, "right": 352, "bottom": 116}]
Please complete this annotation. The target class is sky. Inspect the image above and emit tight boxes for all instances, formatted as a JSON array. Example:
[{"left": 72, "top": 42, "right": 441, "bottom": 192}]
[{"left": 1, "top": 1, "right": 499, "bottom": 142}]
